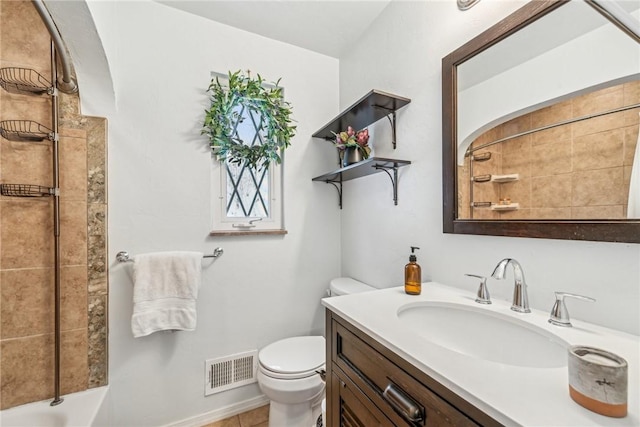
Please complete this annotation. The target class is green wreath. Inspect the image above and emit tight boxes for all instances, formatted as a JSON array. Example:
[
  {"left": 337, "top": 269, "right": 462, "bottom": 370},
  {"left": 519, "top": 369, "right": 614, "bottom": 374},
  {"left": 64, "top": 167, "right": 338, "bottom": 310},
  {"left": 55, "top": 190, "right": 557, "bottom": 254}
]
[{"left": 202, "top": 70, "right": 296, "bottom": 170}]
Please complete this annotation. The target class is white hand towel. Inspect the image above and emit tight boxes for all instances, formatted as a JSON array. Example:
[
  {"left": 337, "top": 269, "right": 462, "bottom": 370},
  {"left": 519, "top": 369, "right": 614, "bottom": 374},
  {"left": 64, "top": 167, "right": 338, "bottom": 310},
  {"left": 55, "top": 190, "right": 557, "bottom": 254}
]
[{"left": 131, "top": 251, "right": 203, "bottom": 338}]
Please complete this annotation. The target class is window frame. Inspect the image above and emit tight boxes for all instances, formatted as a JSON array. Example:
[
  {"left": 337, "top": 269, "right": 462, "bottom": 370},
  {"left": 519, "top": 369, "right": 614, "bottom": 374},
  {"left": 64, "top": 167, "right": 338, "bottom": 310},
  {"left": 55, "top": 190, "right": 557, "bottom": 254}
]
[{"left": 208, "top": 72, "right": 287, "bottom": 236}]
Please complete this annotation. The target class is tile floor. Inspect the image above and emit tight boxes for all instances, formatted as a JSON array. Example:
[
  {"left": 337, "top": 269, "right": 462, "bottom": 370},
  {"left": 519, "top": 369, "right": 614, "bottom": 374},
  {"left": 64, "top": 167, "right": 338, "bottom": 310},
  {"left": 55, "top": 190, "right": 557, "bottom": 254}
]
[{"left": 201, "top": 404, "right": 269, "bottom": 427}]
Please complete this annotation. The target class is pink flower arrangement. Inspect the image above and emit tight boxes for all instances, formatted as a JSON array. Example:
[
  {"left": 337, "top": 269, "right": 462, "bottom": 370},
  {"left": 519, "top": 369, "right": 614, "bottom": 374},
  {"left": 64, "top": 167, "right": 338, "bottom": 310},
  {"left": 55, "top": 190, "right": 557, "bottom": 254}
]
[{"left": 331, "top": 126, "right": 371, "bottom": 159}]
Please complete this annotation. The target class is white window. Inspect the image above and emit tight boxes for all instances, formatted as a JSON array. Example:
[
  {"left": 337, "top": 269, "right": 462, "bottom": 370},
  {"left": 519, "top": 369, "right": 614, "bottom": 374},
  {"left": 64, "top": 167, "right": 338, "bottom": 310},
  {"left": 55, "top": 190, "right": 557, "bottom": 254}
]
[{"left": 209, "top": 73, "right": 285, "bottom": 234}]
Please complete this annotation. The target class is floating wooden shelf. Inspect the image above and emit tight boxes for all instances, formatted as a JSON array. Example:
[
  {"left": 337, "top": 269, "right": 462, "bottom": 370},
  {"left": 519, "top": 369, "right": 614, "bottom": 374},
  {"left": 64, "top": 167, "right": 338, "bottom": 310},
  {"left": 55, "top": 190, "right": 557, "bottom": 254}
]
[
  {"left": 312, "top": 157, "right": 411, "bottom": 182},
  {"left": 312, "top": 89, "right": 410, "bottom": 149},
  {"left": 312, "top": 157, "right": 411, "bottom": 208}
]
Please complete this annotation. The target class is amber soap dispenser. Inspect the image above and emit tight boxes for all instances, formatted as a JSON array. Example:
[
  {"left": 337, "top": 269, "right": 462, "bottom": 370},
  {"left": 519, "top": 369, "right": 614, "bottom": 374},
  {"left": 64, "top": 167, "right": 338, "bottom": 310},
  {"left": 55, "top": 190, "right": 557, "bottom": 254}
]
[{"left": 404, "top": 246, "right": 421, "bottom": 295}]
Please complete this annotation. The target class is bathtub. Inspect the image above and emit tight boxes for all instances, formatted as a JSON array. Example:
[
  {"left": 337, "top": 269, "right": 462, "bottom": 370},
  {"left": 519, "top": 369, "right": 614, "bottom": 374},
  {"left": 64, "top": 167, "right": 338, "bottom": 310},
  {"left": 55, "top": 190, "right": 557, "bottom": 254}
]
[{"left": 0, "top": 386, "right": 111, "bottom": 427}]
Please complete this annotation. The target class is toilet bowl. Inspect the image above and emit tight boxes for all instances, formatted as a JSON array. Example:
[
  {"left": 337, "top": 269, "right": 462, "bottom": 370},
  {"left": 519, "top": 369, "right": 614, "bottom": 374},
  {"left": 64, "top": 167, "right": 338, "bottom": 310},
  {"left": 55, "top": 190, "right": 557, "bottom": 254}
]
[{"left": 258, "top": 277, "right": 375, "bottom": 427}]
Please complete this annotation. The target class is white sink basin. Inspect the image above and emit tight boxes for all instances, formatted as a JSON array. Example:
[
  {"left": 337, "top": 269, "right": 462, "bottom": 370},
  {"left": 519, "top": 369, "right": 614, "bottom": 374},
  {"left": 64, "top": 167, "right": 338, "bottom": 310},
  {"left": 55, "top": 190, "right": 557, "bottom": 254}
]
[{"left": 397, "top": 302, "right": 568, "bottom": 368}]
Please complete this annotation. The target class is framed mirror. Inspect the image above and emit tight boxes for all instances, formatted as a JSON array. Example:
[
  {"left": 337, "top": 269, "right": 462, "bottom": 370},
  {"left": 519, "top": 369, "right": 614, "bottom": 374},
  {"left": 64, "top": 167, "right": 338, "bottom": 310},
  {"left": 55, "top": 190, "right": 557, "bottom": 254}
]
[{"left": 443, "top": 0, "right": 640, "bottom": 243}]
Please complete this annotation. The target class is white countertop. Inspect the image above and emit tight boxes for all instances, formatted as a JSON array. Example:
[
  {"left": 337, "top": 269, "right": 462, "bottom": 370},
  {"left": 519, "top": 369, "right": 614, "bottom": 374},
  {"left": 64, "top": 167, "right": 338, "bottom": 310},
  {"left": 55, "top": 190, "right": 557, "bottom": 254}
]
[{"left": 322, "top": 283, "right": 640, "bottom": 426}]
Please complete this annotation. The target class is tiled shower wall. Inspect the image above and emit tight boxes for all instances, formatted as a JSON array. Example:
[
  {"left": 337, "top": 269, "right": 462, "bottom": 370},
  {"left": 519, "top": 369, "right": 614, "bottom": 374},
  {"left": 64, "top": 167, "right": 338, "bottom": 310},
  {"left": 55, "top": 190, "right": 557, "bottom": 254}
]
[
  {"left": 0, "top": 0, "right": 108, "bottom": 409},
  {"left": 459, "top": 80, "right": 640, "bottom": 220}
]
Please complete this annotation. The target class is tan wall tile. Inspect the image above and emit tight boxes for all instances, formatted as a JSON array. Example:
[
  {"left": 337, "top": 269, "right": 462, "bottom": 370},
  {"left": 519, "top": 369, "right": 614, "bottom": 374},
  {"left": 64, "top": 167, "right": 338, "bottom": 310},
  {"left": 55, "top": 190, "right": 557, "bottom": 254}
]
[
  {"left": 498, "top": 208, "right": 532, "bottom": 219},
  {"left": 572, "top": 110, "right": 627, "bottom": 138},
  {"left": 61, "top": 266, "right": 89, "bottom": 332},
  {"left": 0, "top": 1, "right": 51, "bottom": 73},
  {"left": 1, "top": 266, "right": 88, "bottom": 339},
  {"left": 623, "top": 80, "right": 640, "bottom": 105},
  {"left": 531, "top": 123, "right": 571, "bottom": 147},
  {"left": 473, "top": 182, "right": 500, "bottom": 205},
  {"left": 1, "top": 199, "right": 54, "bottom": 269},
  {"left": 457, "top": 165, "right": 470, "bottom": 219},
  {"left": 502, "top": 136, "right": 532, "bottom": 179},
  {"left": 530, "top": 100, "right": 572, "bottom": 128},
  {"left": 623, "top": 125, "right": 639, "bottom": 167},
  {"left": 58, "top": 127, "right": 87, "bottom": 139},
  {"left": 61, "top": 329, "right": 88, "bottom": 395},
  {"left": 1, "top": 268, "right": 51, "bottom": 339},
  {"left": 1, "top": 139, "right": 53, "bottom": 186},
  {"left": 498, "top": 114, "right": 532, "bottom": 139},
  {"left": 572, "top": 167, "right": 624, "bottom": 207},
  {"left": 1, "top": 99, "right": 52, "bottom": 129},
  {"left": 624, "top": 165, "right": 633, "bottom": 213},
  {"left": 1, "top": 334, "right": 53, "bottom": 409},
  {"left": 623, "top": 107, "right": 640, "bottom": 127},
  {"left": 573, "top": 129, "right": 624, "bottom": 171},
  {"left": 531, "top": 174, "right": 572, "bottom": 208},
  {"left": 60, "top": 201, "right": 88, "bottom": 266},
  {"left": 573, "top": 85, "right": 624, "bottom": 117},
  {"left": 572, "top": 205, "right": 624, "bottom": 219},
  {"left": 471, "top": 127, "right": 501, "bottom": 151},
  {"left": 471, "top": 207, "right": 498, "bottom": 219},
  {"left": 500, "top": 178, "right": 530, "bottom": 209},
  {"left": 59, "top": 135, "right": 88, "bottom": 202},
  {"left": 531, "top": 140, "right": 572, "bottom": 177},
  {"left": 0, "top": 329, "right": 88, "bottom": 410},
  {"left": 528, "top": 207, "right": 572, "bottom": 219}
]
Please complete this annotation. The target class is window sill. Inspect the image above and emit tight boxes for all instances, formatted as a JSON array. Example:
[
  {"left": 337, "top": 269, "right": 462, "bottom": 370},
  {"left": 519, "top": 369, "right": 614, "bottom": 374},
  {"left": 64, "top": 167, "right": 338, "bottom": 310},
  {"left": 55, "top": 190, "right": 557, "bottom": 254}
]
[{"left": 209, "top": 229, "right": 288, "bottom": 237}]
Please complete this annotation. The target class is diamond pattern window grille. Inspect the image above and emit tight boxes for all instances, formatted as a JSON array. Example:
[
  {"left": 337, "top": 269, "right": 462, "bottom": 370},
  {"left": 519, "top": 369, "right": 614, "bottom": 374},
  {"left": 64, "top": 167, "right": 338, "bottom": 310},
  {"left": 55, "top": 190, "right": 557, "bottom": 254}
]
[{"left": 225, "top": 104, "right": 271, "bottom": 218}]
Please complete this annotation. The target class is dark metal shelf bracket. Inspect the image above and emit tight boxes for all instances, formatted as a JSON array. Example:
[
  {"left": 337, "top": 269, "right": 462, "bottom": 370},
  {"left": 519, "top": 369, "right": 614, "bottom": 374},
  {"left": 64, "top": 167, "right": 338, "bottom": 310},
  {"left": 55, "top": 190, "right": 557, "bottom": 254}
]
[
  {"left": 374, "top": 165, "right": 400, "bottom": 205},
  {"left": 325, "top": 178, "right": 343, "bottom": 209},
  {"left": 373, "top": 105, "right": 398, "bottom": 149}
]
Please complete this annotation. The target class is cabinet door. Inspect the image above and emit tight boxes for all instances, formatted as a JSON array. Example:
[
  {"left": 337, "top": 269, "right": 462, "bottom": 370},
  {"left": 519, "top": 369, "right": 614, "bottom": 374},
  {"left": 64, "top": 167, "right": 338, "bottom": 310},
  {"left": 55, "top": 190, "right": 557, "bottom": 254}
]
[{"left": 330, "top": 371, "right": 393, "bottom": 427}]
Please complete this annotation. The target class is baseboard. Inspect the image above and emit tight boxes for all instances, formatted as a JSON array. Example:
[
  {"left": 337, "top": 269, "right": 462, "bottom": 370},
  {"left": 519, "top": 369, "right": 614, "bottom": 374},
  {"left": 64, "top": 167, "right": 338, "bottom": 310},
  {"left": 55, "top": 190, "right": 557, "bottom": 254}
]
[{"left": 165, "top": 394, "right": 270, "bottom": 427}]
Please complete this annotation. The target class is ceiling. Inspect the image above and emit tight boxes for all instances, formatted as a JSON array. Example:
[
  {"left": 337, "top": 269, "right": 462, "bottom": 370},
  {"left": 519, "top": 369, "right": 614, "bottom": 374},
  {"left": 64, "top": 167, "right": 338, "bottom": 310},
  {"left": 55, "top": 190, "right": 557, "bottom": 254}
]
[{"left": 155, "top": 0, "right": 392, "bottom": 58}]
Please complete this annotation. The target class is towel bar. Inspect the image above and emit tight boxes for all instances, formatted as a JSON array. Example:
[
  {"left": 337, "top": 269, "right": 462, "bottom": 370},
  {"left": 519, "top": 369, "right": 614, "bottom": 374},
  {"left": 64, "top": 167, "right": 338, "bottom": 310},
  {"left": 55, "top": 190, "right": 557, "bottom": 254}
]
[{"left": 116, "top": 248, "right": 224, "bottom": 263}]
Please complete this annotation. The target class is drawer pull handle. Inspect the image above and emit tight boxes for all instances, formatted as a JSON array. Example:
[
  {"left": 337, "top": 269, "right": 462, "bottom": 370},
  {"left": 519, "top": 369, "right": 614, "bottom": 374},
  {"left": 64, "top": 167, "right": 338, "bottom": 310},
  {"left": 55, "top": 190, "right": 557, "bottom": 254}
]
[{"left": 383, "top": 383, "right": 424, "bottom": 423}]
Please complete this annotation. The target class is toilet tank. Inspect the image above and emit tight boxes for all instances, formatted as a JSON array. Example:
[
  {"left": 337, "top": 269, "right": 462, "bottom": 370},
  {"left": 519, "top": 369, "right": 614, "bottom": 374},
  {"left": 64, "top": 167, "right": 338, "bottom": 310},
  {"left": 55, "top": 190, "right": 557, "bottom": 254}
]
[{"left": 329, "top": 277, "right": 375, "bottom": 296}]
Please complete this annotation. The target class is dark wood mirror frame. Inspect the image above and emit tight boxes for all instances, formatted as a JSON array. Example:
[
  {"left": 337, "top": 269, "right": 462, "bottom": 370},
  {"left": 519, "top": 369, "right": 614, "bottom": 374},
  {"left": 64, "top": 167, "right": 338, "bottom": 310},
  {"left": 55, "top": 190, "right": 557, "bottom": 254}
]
[{"left": 442, "top": 0, "right": 640, "bottom": 244}]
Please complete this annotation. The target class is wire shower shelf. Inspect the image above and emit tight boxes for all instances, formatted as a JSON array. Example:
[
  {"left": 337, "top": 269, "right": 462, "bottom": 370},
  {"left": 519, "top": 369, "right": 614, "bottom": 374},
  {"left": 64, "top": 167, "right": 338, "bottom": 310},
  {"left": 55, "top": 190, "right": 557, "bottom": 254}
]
[
  {"left": 0, "top": 184, "right": 55, "bottom": 197},
  {"left": 0, "top": 67, "right": 52, "bottom": 95},
  {"left": 0, "top": 120, "right": 54, "bottom": 142}
]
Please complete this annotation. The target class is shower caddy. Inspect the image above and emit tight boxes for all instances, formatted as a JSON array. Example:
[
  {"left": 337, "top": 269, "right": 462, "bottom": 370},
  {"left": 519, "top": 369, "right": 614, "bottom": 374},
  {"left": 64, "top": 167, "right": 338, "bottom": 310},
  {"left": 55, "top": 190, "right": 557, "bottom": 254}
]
[{"left": 0, "top": 52, "right": 64, "bottom": 406}]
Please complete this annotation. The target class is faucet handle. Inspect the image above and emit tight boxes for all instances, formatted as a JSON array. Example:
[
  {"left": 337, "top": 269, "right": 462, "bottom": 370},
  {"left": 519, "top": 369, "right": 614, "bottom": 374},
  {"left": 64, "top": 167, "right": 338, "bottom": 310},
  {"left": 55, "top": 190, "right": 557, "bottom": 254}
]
[
  {"left": 548, "top": 292, "right": 596, "bottom": 327},
  {"left": 465, "top": 274, "right": 491, "bottom": 304}
]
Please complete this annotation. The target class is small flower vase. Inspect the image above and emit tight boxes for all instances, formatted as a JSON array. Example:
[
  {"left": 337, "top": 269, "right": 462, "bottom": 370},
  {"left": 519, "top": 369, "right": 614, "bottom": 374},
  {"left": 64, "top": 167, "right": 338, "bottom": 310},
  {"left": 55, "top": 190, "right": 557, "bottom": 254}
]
[{"left": 342, "top": 146, "right": 364, "bottom": 167}]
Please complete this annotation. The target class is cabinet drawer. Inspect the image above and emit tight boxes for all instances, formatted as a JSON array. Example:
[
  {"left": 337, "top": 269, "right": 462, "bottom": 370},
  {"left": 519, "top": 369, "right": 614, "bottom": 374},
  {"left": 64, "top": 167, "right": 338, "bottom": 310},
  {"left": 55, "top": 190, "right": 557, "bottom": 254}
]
[
  {"left": 331, "top": 370, "right": 394, "bottom": 427},
  {"left": 333, "top": 320, "right": 478, "bottom": 427}
]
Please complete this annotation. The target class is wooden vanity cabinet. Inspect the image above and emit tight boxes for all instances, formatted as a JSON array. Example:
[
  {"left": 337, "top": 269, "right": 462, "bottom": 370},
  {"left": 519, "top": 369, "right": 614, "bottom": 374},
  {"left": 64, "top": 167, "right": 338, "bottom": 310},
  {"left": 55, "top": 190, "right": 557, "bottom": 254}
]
[{"left": 326, "top": 309, "right": 503, "bottom": 427}]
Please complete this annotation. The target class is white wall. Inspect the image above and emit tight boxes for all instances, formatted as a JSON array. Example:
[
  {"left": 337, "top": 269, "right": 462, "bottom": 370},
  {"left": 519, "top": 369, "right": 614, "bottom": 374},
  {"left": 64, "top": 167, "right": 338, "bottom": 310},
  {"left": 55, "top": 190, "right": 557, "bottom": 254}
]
[
  {"left": 78, "top": 1, "right": 340, "bottom": 425},
  {"left": 338, "top": 0, "right": 640, "bottom": 336}
]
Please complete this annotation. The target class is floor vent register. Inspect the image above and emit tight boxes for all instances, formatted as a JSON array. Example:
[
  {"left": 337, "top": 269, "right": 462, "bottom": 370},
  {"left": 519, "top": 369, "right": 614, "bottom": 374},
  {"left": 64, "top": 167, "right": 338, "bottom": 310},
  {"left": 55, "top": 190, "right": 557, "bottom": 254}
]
[{"left": 205, "top": 350, "right": 258, "bottom": 395}]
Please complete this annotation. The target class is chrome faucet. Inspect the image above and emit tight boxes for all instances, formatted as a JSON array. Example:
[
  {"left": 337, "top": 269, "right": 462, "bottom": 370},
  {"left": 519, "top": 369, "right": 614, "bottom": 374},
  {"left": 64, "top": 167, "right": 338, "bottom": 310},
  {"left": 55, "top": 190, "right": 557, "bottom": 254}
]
[{"left": 491, "top": 258, "right": 530, "bottom": 313}]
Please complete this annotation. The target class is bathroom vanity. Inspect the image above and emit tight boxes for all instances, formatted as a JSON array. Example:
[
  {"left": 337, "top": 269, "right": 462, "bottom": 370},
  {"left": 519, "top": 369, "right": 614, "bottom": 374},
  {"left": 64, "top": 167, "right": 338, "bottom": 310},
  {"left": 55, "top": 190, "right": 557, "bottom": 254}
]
[
  {"left": 326, "top": 310, "right": 499, "bottom": 426},
  {"left": 322, "top": 284, "right": 640, "bottom": 426}
]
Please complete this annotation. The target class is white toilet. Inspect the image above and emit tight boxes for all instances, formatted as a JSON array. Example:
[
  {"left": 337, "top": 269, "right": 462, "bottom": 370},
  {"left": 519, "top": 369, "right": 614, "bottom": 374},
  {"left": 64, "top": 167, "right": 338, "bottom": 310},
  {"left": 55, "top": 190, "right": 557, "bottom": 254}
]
[{"left": 257, "top": 277, "right": 375, "bottom": 427}]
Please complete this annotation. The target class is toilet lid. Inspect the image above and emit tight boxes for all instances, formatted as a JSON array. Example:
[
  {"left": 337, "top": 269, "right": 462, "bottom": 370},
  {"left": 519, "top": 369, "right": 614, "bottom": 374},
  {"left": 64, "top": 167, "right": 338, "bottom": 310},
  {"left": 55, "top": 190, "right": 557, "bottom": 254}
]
[{"left": 259, "top": 336, "right": 325, "bottom": 375}]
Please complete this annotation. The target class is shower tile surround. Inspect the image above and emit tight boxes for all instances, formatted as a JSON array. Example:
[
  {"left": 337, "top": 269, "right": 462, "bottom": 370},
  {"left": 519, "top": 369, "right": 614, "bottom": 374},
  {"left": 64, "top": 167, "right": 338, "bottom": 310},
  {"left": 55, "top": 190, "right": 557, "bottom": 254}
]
[
  {"left": 0, "top": 0, "right": 108, "bottom": 409},
  {"left": 458, "top": 81, "right": 640, "bottom": 220}
]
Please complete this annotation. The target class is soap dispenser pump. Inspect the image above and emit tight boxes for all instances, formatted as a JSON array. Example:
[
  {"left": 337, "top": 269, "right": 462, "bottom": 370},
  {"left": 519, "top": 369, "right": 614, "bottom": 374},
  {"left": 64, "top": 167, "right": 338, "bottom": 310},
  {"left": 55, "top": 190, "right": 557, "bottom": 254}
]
[{"left": 405, "top": 246, "right": 421, "bottom": 295}]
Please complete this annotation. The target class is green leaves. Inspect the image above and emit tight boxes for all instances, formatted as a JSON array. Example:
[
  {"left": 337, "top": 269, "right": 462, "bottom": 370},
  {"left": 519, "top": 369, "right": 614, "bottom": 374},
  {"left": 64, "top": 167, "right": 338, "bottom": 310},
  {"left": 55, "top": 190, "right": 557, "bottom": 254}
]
[{"left": 202, "top": 70, "right": 296, "bottom": 170}]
